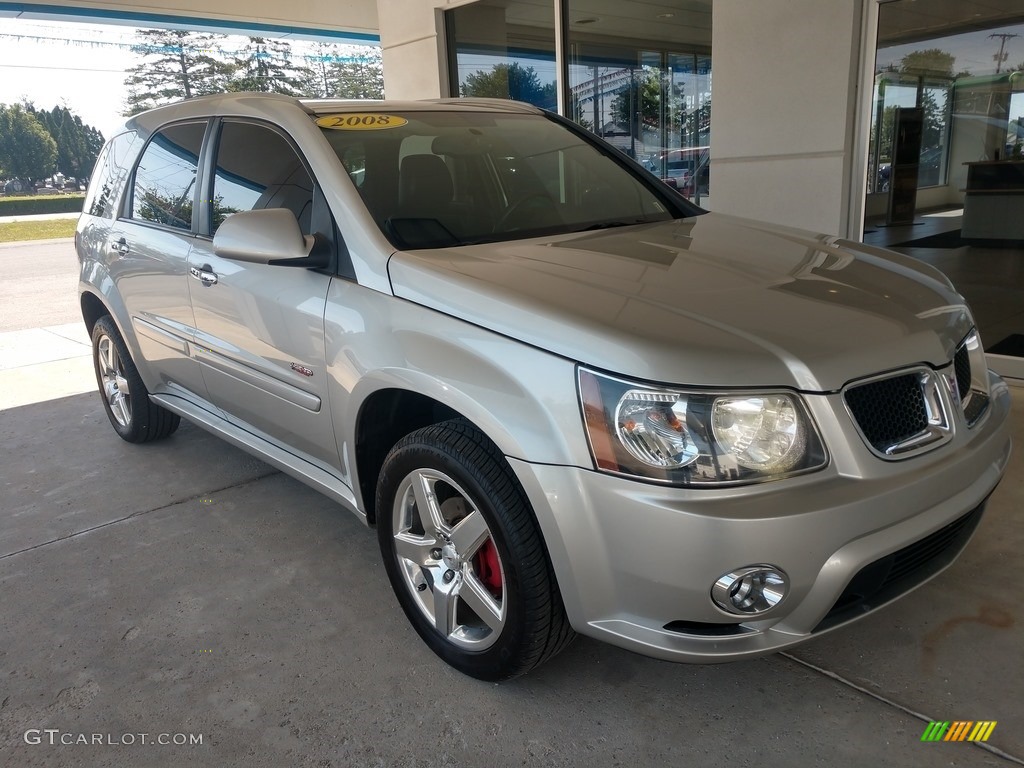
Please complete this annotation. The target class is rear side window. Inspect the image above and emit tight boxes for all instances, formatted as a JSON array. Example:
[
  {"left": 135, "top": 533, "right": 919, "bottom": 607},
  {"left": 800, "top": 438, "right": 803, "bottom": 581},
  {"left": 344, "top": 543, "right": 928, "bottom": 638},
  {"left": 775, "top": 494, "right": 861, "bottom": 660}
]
[
  {"left": 210, "top": 121, "right": 314, "bottom": 236},
  {"left": 131, "top": 122, "right": 206, "bottom": 231},
  {"left": 84, "top": 131, "right": 139, "bottom": 219}
]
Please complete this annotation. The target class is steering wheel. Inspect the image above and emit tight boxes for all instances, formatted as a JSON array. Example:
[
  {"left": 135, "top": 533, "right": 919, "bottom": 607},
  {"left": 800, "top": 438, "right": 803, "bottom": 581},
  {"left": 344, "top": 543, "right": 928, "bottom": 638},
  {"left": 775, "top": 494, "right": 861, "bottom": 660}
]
[{"left": 493, "top": 193, "right": 556, "bottom": 232}]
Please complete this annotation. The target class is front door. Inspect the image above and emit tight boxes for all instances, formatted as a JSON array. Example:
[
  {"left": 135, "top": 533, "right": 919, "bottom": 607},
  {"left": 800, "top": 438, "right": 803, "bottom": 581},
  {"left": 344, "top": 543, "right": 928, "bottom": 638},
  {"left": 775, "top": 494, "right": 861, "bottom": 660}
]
[{"left": 187, "top": 120, "right": 340, "bottom": 472}]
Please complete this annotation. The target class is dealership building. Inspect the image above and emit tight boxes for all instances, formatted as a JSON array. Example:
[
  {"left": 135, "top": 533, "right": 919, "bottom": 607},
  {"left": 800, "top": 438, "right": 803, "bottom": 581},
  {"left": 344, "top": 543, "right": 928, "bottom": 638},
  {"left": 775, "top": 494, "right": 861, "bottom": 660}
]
[{"left": 8, "top": 0, "right": 1022, "bottom": 378}]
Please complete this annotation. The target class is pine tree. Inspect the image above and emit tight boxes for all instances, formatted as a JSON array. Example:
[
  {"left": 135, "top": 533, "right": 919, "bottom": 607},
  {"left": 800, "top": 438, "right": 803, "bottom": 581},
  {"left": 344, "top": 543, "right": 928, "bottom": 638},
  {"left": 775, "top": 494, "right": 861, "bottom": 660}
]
[
  {"left": 28, "top": 105, "right": 106, "bottom": 178},
  {"left": 297, "top": 45, "right": 385, "bottom": 100},
  {"left": 298, "top": 43, "right": 341, "bottom": 98},
  {"left": 229, "top": 37, "right": 307, "bottom": 95},
  {"left": 123, "top": 29, "right": 234, "bottom": 115},
  {"left": 331, "top": 46, "right": 385, "bottom": 99}
]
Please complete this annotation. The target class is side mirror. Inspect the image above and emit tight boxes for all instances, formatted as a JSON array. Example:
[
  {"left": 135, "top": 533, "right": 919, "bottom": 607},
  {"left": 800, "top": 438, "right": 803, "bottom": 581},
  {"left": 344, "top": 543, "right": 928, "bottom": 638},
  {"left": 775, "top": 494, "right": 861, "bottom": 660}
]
[{"left": 213, "top": 208, "right": 329, "bottom": 268}]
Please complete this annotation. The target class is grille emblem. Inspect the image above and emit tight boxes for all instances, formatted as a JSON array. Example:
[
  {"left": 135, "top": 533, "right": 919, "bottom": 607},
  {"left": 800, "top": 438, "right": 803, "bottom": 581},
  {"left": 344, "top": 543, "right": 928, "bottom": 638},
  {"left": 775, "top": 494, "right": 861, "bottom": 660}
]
[{"left": 844, "top": 367, "right": 954, "bottom": 460}]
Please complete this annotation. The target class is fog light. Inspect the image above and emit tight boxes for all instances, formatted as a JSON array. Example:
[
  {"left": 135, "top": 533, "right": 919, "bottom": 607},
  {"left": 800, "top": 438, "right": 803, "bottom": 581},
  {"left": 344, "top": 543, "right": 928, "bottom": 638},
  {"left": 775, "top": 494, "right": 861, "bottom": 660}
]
[{"left": 712, "top": 566, "right": 788, "bottom": 615}]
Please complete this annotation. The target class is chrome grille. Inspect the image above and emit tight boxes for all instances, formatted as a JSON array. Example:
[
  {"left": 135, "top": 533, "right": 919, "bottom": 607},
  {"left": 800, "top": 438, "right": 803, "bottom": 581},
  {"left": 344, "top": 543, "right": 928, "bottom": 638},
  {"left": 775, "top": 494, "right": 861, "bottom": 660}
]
[{"left": 844, "top": 373, "right": 929, "bottom": 454}]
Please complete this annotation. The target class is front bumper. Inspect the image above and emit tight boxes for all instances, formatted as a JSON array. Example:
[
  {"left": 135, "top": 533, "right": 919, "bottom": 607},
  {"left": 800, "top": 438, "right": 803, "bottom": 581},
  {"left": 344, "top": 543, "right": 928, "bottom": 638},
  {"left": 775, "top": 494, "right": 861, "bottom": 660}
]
[{"left": 509, "top": 374, "right": 1012, "bottom": 662}]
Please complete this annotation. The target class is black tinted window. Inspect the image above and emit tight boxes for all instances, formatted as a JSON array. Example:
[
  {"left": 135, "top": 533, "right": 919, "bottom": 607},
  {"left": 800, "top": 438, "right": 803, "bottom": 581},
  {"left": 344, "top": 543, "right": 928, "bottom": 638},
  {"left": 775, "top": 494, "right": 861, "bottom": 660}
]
[
  {"left": 85, "top": 131, "right": 139, "bottom": 219},
  {"left": 321, "top": 111, "right": 694, "bottom": 249},
  {"left": 131, "top": 122, "right": 206, "bottom": 230},
  {"left": 211, "top": 122, "right": 314, "bottom": 235}
]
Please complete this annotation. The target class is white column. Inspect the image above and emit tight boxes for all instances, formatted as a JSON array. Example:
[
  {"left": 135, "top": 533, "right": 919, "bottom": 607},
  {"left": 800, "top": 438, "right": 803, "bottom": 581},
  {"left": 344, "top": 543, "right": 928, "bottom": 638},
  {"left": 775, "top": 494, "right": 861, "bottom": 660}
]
[
  {"left": 710, "top": 0, "right": 878, "bottom": 238},
  {"left": 377, "top": 0, "right": 457, "bottom": 100}
]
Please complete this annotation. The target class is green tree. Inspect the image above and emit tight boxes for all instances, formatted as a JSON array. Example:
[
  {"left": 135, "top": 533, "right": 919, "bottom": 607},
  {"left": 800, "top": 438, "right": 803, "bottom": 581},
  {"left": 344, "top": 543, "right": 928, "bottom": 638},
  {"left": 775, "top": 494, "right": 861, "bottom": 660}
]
[
  {"left": 462, "top": 62, "right": 556, "bottom": 110},
  {"left": 919, "top": 88, "right": 947, "bottom": 150},
  {"left": 229, "top": 37, "right": 306, "bottom": 95},
  {"left": 298, "top": 44, "right": 385, "bottom": 99},
  {"left": 900, "top": 48, "right": 955, "bottom": 78},
  {"left": 568, "top": 92, "right": 593, "bottom": 132},
  {"left": 0, "top": 104, "right": 58, "bottom": 181},
  {"left": 27, "top": 105, "right": 105, "bottom": 178},
  {"left": 611, "top": 68, "right": 684, "bottom": 137},
  {"left": 300, "top": 43, "right": 340, "bottom": 98},
  {"left": 123, "top": 30, "right": 234, "bottom": 115},
  {"left": 332, "top": 46, "right": 385, "bottom": 99}
]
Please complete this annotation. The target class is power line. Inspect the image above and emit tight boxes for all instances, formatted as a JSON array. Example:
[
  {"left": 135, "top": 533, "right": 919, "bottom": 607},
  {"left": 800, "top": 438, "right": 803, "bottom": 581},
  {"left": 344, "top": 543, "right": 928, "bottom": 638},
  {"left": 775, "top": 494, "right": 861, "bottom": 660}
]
[
  {"left": 988, "top": 33, "right": 1019, "bottom": 74},
  {"left": 0, "top": 31, "right": 380, "bottom": 65},
  {"left": 0, "top": 63, "right": 125, "bottom": 73}
]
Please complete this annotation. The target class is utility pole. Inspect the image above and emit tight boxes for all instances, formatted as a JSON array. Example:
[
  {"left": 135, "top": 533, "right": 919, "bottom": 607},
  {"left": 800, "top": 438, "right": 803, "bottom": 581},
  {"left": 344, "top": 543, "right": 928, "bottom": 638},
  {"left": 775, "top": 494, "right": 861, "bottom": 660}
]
[{"left": 989, "top": 33, "right": 1019, "bottom": 74}]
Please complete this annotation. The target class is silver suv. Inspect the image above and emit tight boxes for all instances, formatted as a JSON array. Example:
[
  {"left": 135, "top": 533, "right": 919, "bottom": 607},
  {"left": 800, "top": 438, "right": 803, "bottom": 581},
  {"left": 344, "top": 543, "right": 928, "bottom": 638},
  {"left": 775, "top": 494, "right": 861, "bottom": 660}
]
[{"left": 77, "top": 93, "right": 1011, "bottom": 680}]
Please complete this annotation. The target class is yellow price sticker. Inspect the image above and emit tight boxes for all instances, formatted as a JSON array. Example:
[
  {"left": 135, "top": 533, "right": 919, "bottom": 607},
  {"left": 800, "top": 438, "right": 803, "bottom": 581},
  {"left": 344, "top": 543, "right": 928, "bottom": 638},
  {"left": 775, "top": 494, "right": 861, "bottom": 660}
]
[{"left": 316, "top": 113, "right": 408, "bottom": 131}]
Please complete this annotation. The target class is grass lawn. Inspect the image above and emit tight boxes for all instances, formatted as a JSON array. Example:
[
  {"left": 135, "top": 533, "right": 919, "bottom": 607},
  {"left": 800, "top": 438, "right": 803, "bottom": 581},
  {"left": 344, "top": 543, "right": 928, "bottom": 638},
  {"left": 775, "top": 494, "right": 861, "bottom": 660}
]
[{"left": 0, "top": 218, "right": 78, "bottom": 243}]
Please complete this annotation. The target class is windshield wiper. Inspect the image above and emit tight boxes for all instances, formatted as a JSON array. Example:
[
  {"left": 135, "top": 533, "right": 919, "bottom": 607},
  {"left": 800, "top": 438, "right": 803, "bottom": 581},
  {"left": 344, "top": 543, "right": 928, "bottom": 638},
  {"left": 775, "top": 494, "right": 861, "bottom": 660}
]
[{"left": 576, "top": 219, "right": 652, "bottom": 232}]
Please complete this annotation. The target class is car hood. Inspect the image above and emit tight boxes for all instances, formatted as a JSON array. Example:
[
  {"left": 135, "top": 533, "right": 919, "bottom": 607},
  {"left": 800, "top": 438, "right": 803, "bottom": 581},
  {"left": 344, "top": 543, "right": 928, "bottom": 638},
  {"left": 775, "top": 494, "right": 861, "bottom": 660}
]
[{"left": 387, "top": 213, "right": 972, "bottom": 392}]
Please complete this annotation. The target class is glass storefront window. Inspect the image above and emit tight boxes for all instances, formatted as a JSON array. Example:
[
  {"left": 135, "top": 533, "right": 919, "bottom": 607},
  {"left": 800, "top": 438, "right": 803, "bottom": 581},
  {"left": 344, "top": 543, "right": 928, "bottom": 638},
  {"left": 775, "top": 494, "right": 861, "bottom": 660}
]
[
  {"left": 445, "top": 1, "right": 712, "bottom": 205},
  {"left": 872, "top": 10, "right": 1024, "bottom": 194},
  {"left": 446, "top": 0, "right": 556, "bottom": 111},
  {"left": 567, "top": 37, "right": 711, "bottom": 204},
  {"left": 867, "top": 73, "right": 952, "bottom": 193}
]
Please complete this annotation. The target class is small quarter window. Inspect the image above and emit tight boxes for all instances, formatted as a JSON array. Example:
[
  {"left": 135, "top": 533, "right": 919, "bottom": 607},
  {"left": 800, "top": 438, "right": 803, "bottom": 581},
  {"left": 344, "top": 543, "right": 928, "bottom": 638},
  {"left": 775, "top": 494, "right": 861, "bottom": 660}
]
[
  {"left": 131, "top": 122, "right": 206, "bottom": 230},
  {"left": 84, "top": 131, "right": 139, "bottom": 219}
]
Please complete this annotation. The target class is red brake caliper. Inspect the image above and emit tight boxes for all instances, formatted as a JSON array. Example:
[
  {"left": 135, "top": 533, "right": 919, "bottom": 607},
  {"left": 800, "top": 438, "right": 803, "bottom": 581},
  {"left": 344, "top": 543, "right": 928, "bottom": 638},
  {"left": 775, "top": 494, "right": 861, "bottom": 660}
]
[{"left": 473, "top": 539, "right": 503, "bottom": 598}]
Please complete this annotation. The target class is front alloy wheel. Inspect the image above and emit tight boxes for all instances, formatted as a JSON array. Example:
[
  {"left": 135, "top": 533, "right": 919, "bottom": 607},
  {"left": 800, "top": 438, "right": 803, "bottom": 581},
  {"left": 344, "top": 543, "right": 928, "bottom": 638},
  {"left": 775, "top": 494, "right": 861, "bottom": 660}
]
[
  {"left": 391, "top": 468, "right": 507, "bottom": 651},
  {"left": 376, "top": 419, "right": 574, "bottom": 680}
]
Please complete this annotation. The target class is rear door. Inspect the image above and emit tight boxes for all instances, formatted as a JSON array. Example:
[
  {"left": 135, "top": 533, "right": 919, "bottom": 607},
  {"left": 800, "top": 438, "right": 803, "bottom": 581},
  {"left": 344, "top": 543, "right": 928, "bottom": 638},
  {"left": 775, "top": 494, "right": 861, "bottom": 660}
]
[
  {"left": 107, "top": 121, "right": 210, "bottom": 403},
  {"left": 186, "top": 119, "right": 340, "bottom": 471}
]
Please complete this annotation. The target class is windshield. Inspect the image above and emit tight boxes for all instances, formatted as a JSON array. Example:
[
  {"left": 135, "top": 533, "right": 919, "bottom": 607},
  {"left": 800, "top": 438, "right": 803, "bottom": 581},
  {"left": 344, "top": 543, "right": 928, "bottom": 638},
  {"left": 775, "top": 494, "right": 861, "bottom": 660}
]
[{"left": 317, "top": 110, "right": 700, "bottom": 249}]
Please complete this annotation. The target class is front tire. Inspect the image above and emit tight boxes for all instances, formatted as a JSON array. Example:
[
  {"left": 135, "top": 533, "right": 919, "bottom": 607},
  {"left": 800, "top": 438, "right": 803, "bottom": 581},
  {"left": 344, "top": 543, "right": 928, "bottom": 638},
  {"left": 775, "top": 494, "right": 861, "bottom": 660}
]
[
  {"left": 91, "top": 315, "right": 179, "bottom": 443},
  {"left": 376, "top": 419, "right": 574, "bottom": 680}
]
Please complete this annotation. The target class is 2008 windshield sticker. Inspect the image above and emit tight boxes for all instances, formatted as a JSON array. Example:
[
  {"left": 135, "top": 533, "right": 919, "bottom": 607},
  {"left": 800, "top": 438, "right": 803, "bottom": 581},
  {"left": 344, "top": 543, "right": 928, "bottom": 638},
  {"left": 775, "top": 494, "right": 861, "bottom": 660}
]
[{"left": 316, "top": 114, "right": 408, "bottom": 130}]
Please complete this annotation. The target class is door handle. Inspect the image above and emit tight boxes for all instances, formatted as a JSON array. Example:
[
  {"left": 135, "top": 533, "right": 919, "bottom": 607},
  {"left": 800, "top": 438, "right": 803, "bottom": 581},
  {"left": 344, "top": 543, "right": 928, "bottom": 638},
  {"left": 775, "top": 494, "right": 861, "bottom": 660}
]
[
  {"left": 189, "top": 264, "right": 218, "bottom": 286},
  {"left": 109, "top": 238, "right": 129, "bottom": 255}
]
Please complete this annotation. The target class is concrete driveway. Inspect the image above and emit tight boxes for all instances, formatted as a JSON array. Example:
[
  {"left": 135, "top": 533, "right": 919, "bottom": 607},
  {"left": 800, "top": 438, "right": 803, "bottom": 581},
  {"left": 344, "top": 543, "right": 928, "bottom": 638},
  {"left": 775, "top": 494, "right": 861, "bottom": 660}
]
[{"left": 1, "top": 239, "right": 1022, "bottom": 767}]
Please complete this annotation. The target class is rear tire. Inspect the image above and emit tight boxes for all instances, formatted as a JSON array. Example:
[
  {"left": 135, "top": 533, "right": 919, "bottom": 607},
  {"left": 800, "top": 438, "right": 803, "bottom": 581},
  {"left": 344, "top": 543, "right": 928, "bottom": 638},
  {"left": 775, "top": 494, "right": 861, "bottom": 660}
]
[
  {"left": 91, "top": 315, "right": 179, "bottom": 443},
  {"left": 376, "top": 419, "right": 574, "bottom": 680}
]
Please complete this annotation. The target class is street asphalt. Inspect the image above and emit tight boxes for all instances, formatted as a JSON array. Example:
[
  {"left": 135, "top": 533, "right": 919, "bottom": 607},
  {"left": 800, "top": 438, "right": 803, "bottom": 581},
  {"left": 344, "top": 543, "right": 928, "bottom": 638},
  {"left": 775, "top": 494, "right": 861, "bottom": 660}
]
[{"left": 0, "top": 238, "right": 1021, "bottom": 767}]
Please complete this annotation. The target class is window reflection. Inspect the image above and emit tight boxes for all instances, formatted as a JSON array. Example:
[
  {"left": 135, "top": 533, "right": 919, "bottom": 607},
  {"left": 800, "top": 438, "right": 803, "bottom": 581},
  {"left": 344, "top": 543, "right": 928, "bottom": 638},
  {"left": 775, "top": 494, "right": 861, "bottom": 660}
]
[
  {"left": 565, "top": 4, "right": 711, "bottom": 206},
  {"left": 871, "top": 10, "right": 1024, "bottom": 193},
  {"left": 132, "top": 122, "right": 205, "bottom": 230},
  {"left": 446, "top": 0, "right": 556, "bottom": 111}
]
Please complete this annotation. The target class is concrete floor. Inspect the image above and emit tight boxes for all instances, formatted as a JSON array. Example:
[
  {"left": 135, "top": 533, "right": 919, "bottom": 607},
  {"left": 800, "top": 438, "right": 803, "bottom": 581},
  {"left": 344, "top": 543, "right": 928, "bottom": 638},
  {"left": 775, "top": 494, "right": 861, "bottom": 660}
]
[{"left": 1, "top": 239, "right": 1022, "bottom": 767}]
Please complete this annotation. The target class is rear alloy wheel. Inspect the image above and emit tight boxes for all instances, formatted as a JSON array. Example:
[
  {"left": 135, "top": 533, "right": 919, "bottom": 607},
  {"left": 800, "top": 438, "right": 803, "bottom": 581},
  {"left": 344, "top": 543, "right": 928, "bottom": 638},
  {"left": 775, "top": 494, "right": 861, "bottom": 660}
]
[
  {"left": 376, "top": 419, "right": 574, "bottom": 680},
  {"left": 91, "top": 315, "right": 180, "bottom": 443}
]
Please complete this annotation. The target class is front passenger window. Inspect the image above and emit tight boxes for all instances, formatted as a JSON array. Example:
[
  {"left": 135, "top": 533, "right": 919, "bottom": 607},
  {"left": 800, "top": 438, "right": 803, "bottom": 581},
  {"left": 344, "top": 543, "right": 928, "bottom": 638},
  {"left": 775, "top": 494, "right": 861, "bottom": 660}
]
[
  {"left": 131, "top": 122, "right": 206, "bottom": 230},
  {"left": 210, "top": 122, "right": 314, "bottom": 235}
]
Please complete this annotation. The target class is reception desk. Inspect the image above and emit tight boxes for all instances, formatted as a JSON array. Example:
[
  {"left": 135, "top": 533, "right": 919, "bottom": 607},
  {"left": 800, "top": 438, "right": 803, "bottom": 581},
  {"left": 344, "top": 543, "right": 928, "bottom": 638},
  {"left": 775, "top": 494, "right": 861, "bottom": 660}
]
[{"left": 961, "top": 160, "right": 1024, "bottom": 241}]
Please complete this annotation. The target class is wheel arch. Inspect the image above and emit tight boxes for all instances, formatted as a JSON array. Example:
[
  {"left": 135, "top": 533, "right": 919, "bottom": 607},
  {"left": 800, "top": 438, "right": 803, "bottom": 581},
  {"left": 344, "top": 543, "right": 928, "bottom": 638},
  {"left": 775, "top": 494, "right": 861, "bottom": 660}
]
[
  {"left": 347, "top": 363, "right": 583, "bottom": 526},
  {"left": 80, "top": 289, "right": 111, "bottom": 335},
  {"left": 78, "top": 283, "right": 161, "bottom": 393},
  {"left": 352, "top": 386, "right": 462, "bottom": 525}
]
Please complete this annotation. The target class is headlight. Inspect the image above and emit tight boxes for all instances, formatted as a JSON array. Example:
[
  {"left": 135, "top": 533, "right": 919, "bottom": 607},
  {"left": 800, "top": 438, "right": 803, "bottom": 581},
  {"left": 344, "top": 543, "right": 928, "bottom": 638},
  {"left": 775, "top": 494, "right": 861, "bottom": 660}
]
[{"left": 579, "top": 368, "right": 828, "bottom": 486}]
